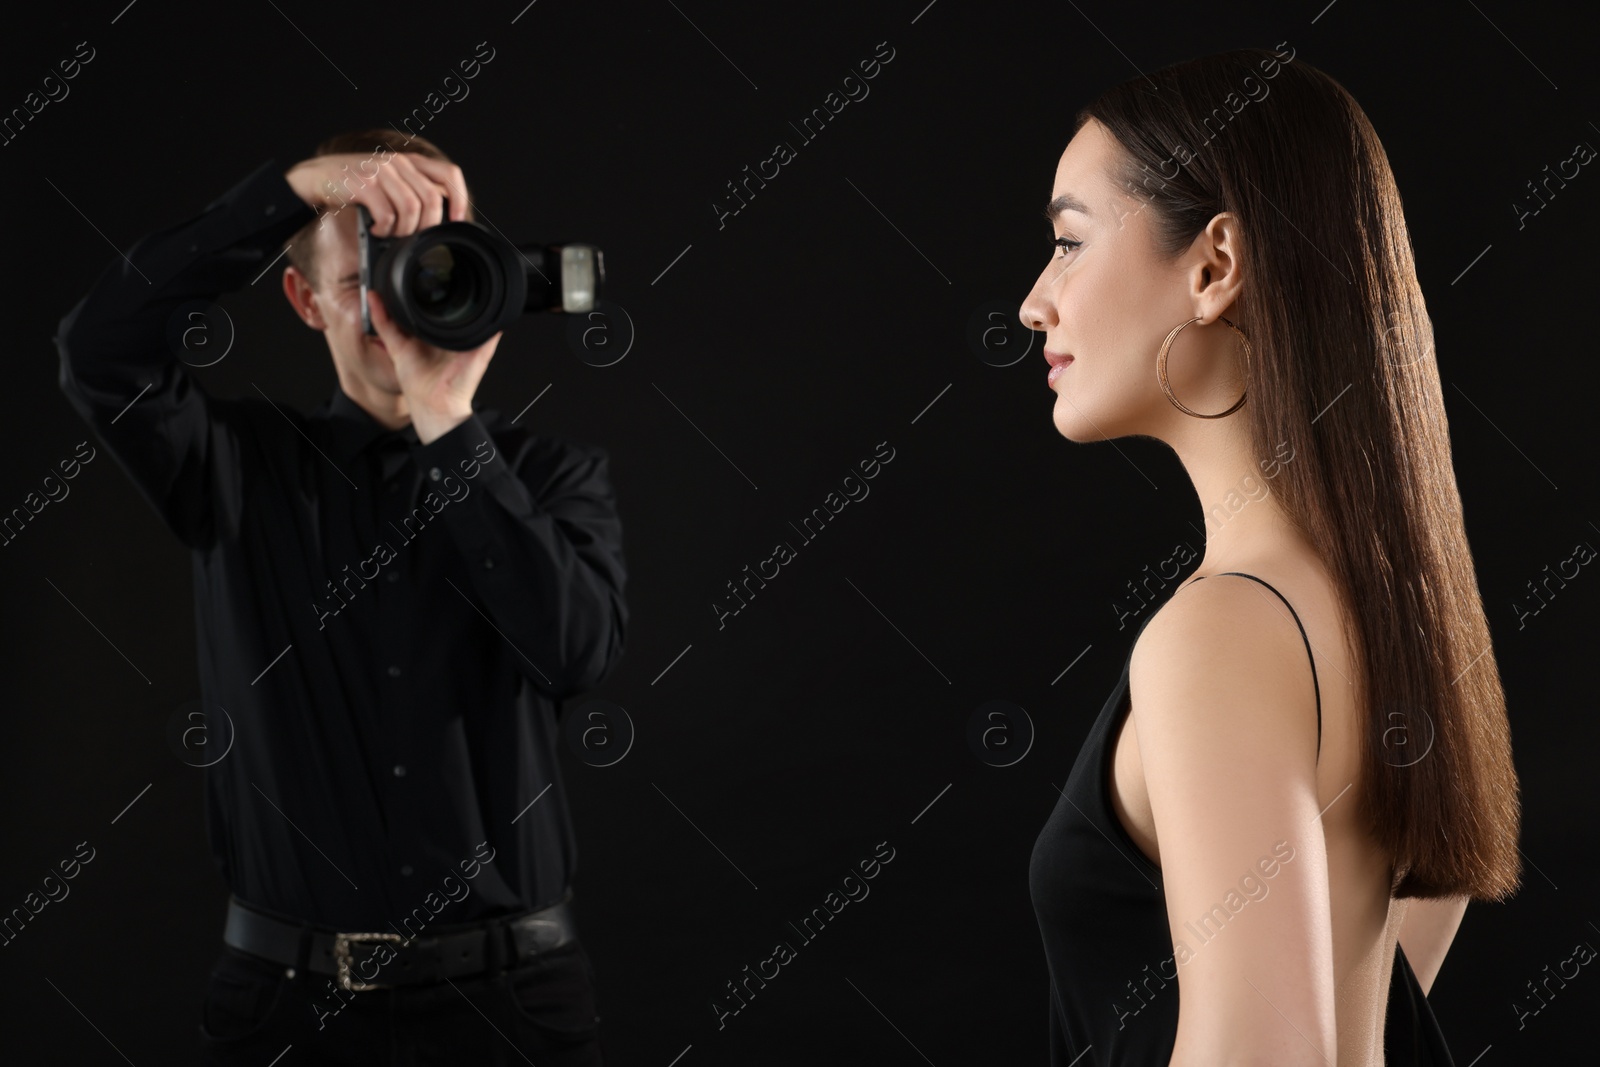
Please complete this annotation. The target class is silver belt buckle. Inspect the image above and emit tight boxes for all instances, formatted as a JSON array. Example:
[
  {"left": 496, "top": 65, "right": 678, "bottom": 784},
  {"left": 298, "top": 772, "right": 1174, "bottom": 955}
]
[
  {"left": 334, "top": 931, "right": 403, "bottom": 992},
  {"left": 521, "top": 916, "right": 568, "bottom": 955}
]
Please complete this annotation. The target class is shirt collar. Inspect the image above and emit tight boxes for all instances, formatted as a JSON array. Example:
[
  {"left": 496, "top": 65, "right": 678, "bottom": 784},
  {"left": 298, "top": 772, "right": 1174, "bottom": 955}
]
[{"left": 323, "top": 384, "right": 420, "bottom": 464}]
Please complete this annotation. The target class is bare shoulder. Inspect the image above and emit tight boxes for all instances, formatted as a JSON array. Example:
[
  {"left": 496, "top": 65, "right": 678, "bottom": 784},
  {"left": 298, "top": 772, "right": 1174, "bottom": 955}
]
[{"left": 1130, "top": 574, "right": 1323, "bottom": 772}]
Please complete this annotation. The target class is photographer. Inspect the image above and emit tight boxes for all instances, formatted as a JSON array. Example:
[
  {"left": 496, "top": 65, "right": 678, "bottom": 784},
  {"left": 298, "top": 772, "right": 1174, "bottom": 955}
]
[{"left": 53, "top": 129, "right": 625, "bottom": 1065}]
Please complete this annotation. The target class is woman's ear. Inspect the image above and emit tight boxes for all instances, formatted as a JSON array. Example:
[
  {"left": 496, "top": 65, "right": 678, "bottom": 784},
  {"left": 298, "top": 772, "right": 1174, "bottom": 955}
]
[{"left": 1192, "top": 211, "right": 1246, "bottom": 319}]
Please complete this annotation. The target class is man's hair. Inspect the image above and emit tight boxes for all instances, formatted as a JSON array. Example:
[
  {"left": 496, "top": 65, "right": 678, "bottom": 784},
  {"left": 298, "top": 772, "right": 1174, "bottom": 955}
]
[{"left": 284, "top": 128, "right": 472, "bottom": 289}]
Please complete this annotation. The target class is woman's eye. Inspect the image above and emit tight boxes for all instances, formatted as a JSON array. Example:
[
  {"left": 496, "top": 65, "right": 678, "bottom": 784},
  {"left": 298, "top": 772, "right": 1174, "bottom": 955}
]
[{"left": 1053, "top": 236, "right": 1083, "bottom": 257}]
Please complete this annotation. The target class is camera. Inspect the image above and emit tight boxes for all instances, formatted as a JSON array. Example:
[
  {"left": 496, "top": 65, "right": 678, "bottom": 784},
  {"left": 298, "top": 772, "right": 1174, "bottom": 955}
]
[{"left": 357, "top": 201, "right": 604, "bottom": 352}]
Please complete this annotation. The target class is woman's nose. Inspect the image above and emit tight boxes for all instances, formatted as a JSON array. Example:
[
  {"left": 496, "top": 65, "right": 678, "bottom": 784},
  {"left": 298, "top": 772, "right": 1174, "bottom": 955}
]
[{"left": 1019, "top": 285, "right": 1053, "bottom": 332}]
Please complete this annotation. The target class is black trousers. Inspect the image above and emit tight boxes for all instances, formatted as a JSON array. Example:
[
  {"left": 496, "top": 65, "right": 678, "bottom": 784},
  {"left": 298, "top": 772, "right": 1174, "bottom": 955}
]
[{"left": 197, "top": 938, "right": 606, "bottom": 1065}]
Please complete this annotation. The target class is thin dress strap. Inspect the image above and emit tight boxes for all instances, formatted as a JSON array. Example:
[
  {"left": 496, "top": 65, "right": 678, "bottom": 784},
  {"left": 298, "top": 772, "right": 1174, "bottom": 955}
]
[{"left": 1188, "top": 572, "right": 1323, "bottom": 761}]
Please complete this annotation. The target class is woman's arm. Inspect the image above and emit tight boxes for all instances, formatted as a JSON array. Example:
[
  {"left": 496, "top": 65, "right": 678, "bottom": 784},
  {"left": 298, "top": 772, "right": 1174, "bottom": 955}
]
[
  {"left": 1133, "top": 580, "right": 1336, "bottom": 1067},
  {"left": 1397, "top": 896, "right": 1468, "bottom": 996}
]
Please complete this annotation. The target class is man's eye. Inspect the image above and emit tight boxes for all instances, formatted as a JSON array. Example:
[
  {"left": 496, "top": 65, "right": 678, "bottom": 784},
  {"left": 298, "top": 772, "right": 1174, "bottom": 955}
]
[{"left": 1054, "top": 237, "right": 1083, "bottom": 257}]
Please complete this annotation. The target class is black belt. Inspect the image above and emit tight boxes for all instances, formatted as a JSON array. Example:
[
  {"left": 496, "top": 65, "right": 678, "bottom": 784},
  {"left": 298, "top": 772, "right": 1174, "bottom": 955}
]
[{"left": 222, "top": 888, "right": 578, "bottom": 993}]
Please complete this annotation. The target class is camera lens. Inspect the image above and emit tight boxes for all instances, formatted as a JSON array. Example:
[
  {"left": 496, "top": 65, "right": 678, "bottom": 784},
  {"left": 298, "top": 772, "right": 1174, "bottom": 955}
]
[{"left": 409, "top": 243, "right": 489, "bottom": 326}]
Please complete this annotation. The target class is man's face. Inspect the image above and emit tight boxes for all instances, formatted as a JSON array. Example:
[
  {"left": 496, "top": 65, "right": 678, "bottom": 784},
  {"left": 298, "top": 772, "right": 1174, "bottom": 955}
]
[{"left": 294, "top": 206, "right": 399, "bottom": 396}]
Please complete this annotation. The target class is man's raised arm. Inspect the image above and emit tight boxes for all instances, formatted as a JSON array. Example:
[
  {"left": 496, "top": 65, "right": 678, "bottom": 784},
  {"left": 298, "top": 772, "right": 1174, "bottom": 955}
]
[{"left": 54, "top": 159, "right": 317, "bottom": 549}]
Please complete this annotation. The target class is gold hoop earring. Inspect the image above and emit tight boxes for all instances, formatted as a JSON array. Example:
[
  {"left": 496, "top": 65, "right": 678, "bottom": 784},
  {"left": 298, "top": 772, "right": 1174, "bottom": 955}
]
[{"left": 1156, "top": 315, "right": 1251, "bottom": 419}]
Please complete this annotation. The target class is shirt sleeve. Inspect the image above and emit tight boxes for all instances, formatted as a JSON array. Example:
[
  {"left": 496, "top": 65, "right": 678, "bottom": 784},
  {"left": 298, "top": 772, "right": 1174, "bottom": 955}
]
[
  {"left": 411, "top": 415, "right": 629, "bottom": 700},
  {"left": 53, "top": 158, "right": 319, "bottom": 550}
]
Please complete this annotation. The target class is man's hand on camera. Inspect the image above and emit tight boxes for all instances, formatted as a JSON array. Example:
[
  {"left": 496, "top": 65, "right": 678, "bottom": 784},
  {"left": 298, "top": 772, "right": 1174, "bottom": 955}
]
[
  {"left": 284, "top": 151, "right": 470, "bottom": 230},
  {"left": 367, "top": 289, "right": 501, "bottom": 445}
]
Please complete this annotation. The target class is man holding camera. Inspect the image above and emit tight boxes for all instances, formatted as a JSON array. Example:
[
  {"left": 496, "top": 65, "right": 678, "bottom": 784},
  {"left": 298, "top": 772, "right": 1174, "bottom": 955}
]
[{"left": 54, "top": 129, "right": 626, "bottom": 1064}]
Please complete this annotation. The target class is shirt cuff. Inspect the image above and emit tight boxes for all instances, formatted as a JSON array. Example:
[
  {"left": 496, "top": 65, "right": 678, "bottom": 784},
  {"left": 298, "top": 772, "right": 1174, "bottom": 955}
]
[{"left": 409, "top": 412, "right": 511, "bottom": 496}]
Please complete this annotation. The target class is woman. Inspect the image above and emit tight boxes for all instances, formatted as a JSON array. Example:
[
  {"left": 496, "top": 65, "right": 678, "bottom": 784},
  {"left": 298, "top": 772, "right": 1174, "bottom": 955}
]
[{"left": 1023, "top": 48, "right": 1521, "bottom": 1066}]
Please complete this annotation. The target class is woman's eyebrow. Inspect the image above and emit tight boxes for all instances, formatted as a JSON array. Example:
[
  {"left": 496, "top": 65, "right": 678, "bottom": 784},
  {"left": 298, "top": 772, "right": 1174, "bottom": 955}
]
[{"left": 1044, "top": 193, "right": 1092, "bottom": 223}]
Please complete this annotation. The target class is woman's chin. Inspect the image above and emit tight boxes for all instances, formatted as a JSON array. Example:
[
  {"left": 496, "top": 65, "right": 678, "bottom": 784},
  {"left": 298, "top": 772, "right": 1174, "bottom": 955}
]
[
  {"left": 1051, "top": 404, "right": 1110, "bottom": 444},
  {"left": 1050, "top": 394, "right": 1088, "bottom": 441}
]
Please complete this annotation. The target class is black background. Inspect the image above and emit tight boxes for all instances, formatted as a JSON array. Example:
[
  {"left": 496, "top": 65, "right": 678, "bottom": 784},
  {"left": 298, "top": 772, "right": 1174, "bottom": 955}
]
[{"left": 2, "top": 0, "right": 1595, "bottom": 1063}]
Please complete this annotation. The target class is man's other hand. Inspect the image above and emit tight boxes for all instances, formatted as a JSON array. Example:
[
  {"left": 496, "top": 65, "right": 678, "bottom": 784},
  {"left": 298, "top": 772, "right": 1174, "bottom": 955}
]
[{"left": 367, "top": 288, "right": 500, "bottom": 445}]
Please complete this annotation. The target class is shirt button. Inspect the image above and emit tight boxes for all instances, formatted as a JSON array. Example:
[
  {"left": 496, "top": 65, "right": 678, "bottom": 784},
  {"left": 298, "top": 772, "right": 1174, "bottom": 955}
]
[
  {"left": 400, "top": 864, "right": 413, "bottom": 876},
  {"left": 265, "top": 202, "right": 277, "bottom": 215},
  {"left": 386, "top": 570, "right": 400, "bottom": 583},
  {"left": 483, "top": 556, "right": 495, "bottom": 569},
  {"left": 429, "top": 466, "right": 442, "bottom": 481},
  {"left": 189, "top": 243, "right": 199, "bottom": 253},
  {"left": 393, "top": 764, "right": 407, "bottom": 777},
  {"left": 387, "top": 665, "right": 401, "bottom": 677}
]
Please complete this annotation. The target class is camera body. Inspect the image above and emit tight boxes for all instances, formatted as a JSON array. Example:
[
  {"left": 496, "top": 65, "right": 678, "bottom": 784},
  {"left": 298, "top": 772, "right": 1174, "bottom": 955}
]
[{"left": 357, "top": 202, "right": 604, "bottom": 352}]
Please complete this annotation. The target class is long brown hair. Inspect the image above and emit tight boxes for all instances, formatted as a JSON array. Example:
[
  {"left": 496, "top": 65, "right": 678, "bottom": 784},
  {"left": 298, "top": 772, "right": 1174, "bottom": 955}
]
[{"left": 1077, "top": 46, "right": 1520, "bottom": 900}]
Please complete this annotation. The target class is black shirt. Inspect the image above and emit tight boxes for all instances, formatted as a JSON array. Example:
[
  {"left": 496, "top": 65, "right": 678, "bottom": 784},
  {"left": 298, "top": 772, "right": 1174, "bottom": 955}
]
[{"left": 53, "top": 158, "right": 628, "bottom": 931}]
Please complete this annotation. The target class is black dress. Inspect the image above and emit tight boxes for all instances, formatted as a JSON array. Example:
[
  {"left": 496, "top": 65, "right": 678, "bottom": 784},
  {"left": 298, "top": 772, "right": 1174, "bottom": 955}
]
[{"left": 1028, "top": 572, "right": 1456, "bottom": 1065}]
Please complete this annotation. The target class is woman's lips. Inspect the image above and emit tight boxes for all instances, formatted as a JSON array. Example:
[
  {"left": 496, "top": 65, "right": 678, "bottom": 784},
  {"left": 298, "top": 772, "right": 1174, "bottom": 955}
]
[{"left": 1046, "top": 352, "right": 1073, "bottom": 386}]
